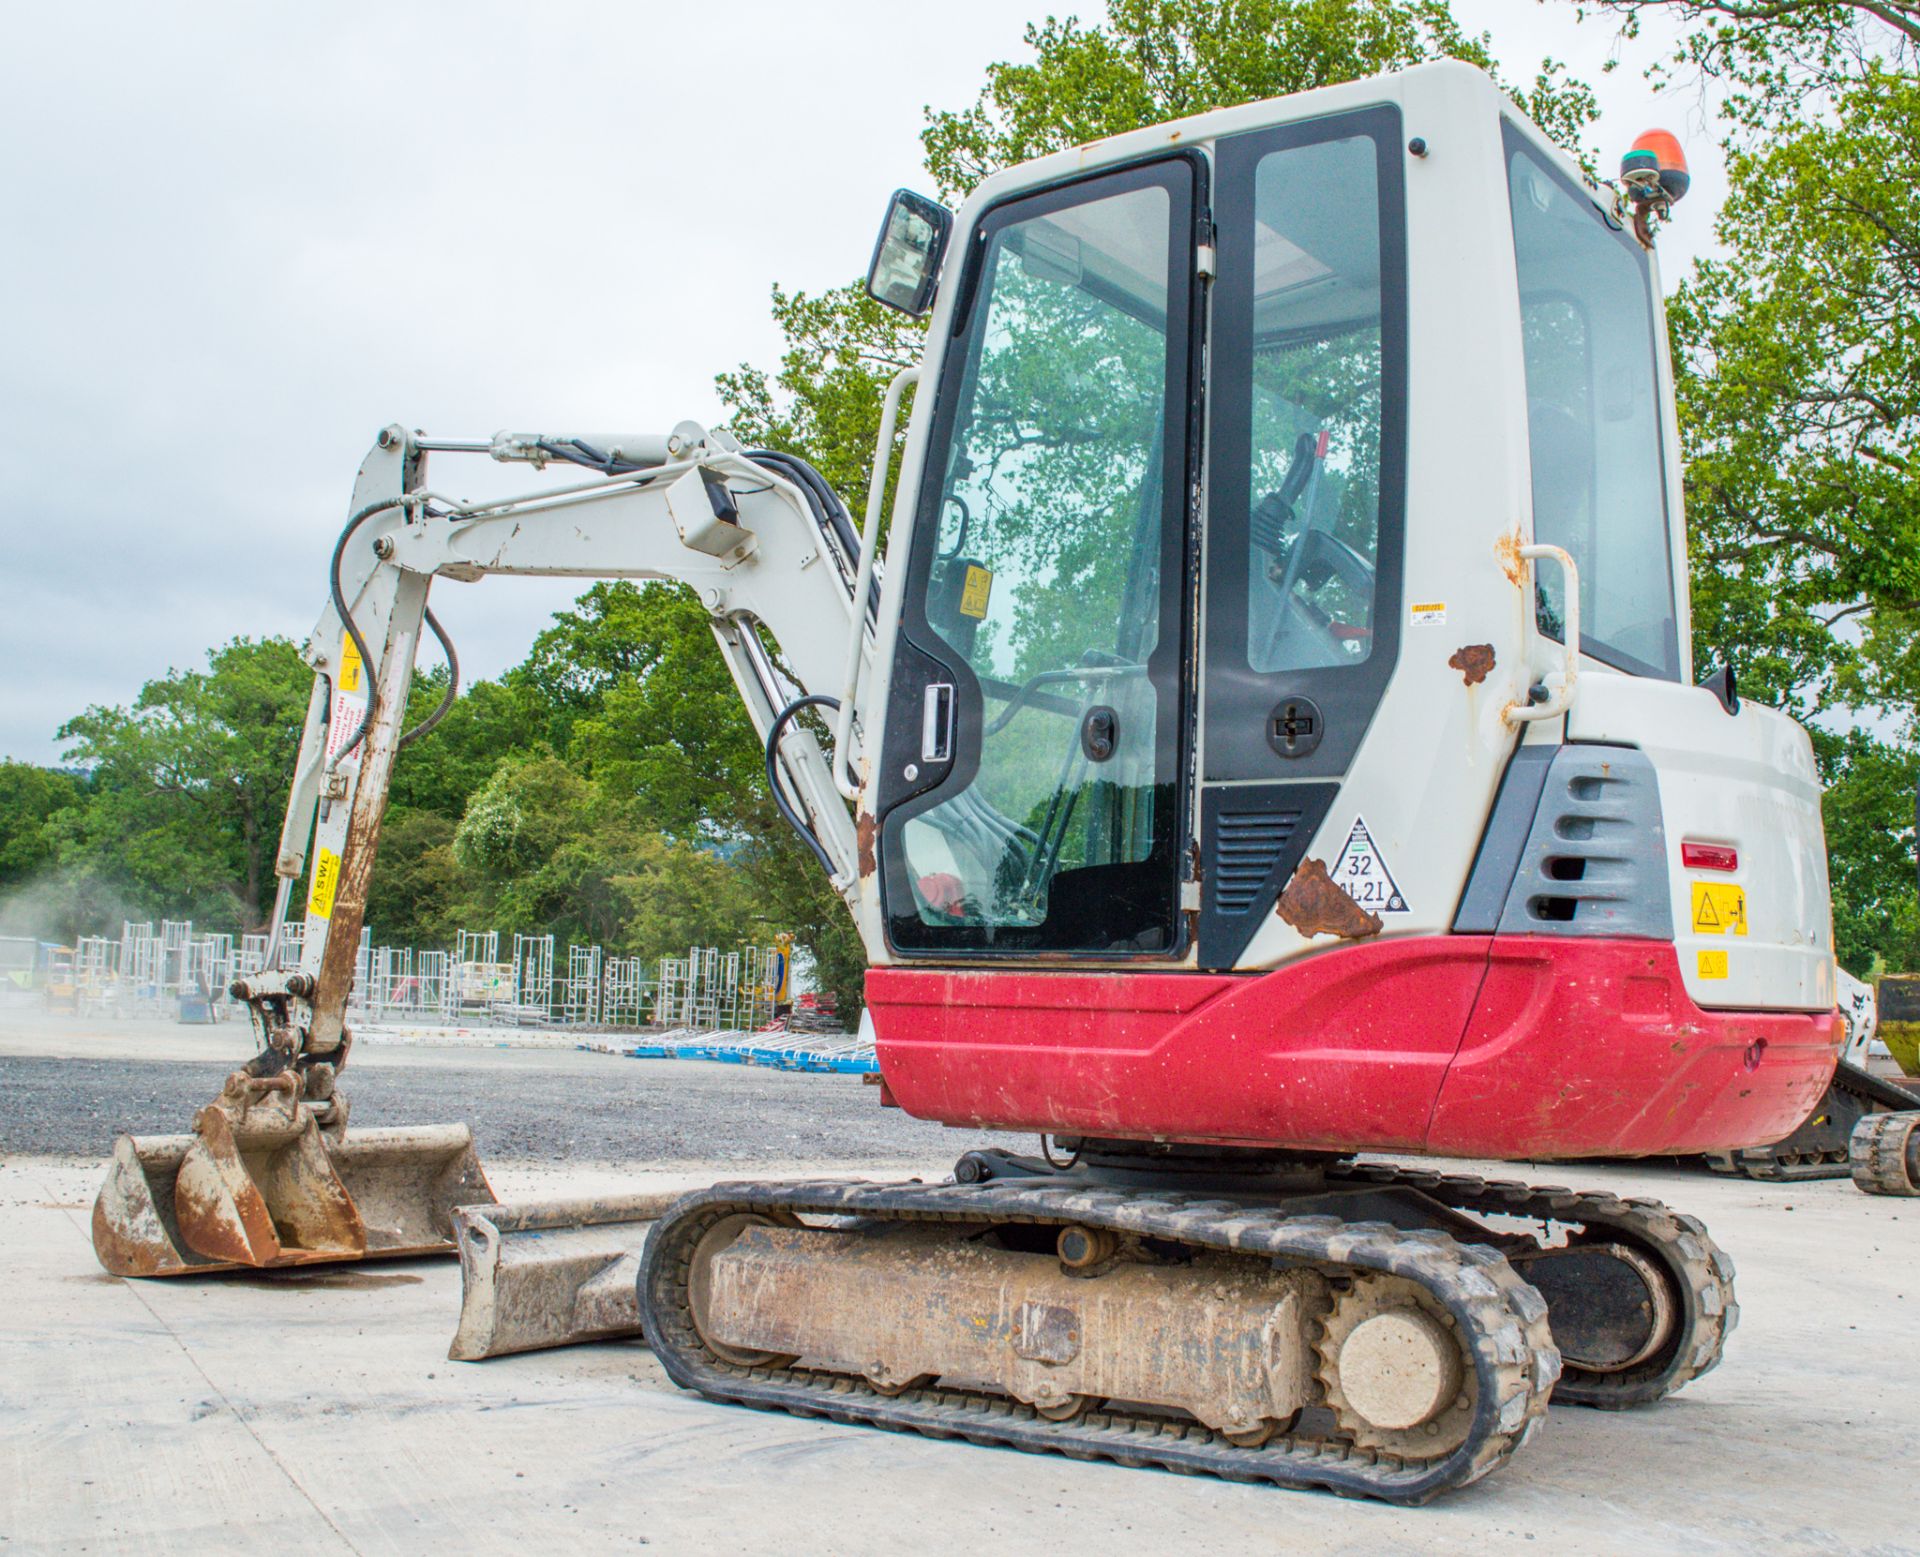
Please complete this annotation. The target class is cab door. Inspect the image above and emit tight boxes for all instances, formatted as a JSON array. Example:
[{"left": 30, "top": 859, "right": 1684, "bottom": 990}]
[
  {"left": 1196, "top": 106, "right": 1409, "bottom": 969},
  {"left": 874, "top": 155, "right": 1204, "bottom": 958}
]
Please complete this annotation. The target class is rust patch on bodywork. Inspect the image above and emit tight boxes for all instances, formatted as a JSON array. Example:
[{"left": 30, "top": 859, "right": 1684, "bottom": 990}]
[
  {"left": 856, "top": 812, "right": 878, "bottom": 878},
  {"left": 1276, "top": 858, "right": 1382, "bottom": 940},
  {"left": 1448, "top": 644, "right": 1496, "bottom": 686},
  {"left": 1495, "top": 529, "right": 1525, "bottom": 586}
]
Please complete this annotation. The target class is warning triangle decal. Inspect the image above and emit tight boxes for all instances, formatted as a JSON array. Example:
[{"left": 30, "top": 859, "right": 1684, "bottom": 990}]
[{"left": 1329, "top": 815, "right": 1409, "bottom": 914}]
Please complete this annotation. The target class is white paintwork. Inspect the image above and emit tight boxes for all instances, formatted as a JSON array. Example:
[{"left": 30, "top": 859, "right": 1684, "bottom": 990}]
[{"left": 1569, "top": 670, "right": 1834, "bottom": 1012}]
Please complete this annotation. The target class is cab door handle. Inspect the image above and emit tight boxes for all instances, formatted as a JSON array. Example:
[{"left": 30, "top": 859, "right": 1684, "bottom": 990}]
[{"left": 922, "top": 683, "right": 955, "bottom": 762}]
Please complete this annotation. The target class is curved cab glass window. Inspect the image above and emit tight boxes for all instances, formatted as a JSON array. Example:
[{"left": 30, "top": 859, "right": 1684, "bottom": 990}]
[
  {"left": 1507, "top": 130, "right": 1680, "bottom": 679},
  {"left": 1245, "top": 135, "right": 1385, "bottom": 672},
  {"left": 900, "top": 182, "right": 1176, "bottom": 939}
]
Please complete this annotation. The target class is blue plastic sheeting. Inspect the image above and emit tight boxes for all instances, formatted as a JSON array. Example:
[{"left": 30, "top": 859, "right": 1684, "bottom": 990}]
[{"left": 605, "top": 1030, "right": 877, "bottom": 1075}]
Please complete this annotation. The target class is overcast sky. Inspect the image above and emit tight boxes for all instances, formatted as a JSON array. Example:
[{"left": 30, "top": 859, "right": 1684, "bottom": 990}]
[{"left": 0, "top": 0, "right": 1721, "bottom": 765}]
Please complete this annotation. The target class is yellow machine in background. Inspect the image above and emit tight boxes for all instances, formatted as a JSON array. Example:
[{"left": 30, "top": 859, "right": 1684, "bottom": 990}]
[{"left": 41, "top": 945, "right": 77, "bottom": 1015}]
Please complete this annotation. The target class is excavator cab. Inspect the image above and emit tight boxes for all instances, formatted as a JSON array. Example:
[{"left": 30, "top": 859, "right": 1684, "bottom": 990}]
[{"left": 858, "top": 66, "right": 1839, "bottom": 1161}]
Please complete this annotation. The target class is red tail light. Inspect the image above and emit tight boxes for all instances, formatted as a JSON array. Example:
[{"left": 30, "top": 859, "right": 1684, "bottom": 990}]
[{"left": 1682, "top": 841, "right": 1738, "bottom": 872}]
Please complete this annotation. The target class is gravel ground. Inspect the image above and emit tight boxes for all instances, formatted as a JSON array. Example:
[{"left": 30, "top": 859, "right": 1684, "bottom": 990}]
[{"left": 0, "top": 1052, "right": 999, "bottom": 1166}]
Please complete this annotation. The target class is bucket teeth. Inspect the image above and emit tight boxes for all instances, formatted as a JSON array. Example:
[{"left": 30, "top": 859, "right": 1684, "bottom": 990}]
[
  {"left": 173, "top": 1106, "right": 366, "bottom": 1266},
  {"left": 92, "top": 1113, "right": 495, "bottom": 1278}
]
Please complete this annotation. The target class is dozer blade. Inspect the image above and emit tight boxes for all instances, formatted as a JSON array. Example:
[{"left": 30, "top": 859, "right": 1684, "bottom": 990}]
[
  {"left": 93, "top": 1120, "right": 494, "bottom": 1277},
  {"left": 449, "top": 1192, "right": 674, "bottom": 1360}
]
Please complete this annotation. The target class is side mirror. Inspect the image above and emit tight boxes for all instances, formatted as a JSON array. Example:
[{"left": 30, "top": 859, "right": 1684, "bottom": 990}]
[{"left": 865, "top": 189, "right": 953, "bottom": 318}]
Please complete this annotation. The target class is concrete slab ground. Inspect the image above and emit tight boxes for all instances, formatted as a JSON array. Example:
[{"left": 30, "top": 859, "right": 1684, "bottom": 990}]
[
  {"left": 2, "top": 1009, "right": 1916, "bottom": 1553},
  {"left": 3, "top": 1151, "right": 1916, "bottom": 1556}
]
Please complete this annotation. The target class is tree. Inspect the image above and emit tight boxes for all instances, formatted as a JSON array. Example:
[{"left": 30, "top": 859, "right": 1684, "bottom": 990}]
[
  {"left": 51, "top": 638, "right": 312, "bottom": 933},
  {"left": 0, "top": 762, "right": 83, "bottom": 889},
  {"left": 444, "top": 751, "right": 776, "bottom": 960},
  {"left": 544, "top": 584, "right": 870, "bottom": 1013}
]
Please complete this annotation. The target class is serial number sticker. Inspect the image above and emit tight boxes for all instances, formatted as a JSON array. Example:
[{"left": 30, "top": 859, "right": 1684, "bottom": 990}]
[
  {"left": 338, "top": 632, "right": 364, "bottom": 693},
  {"left": 1697, "top": 948, "right": 1729, "bottom": 980},
  {"left": 308, "top": 847, "right": 341, "bottom": 921},
  {"left": 1691, "top": 881, "right": 1748, "bottom": 937},
  {"left": 959, "top": 565, "right": 993, "bottom": 619}
]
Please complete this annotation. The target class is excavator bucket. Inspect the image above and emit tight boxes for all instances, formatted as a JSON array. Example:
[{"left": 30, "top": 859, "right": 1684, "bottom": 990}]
[
  {"left": 448, "top": 1191, "right": 673, "bottom": 1360},
  {"left": 93, "top": 1114, "right": 494, "bottom": 1277}
]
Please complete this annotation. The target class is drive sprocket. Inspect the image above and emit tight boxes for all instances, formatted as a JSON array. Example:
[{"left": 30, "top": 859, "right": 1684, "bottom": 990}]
[{"left": 1313, "top": 1272, "right": 1476, "bottom": 1457}]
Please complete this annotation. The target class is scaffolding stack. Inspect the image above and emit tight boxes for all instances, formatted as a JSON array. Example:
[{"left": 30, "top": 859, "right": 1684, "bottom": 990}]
[
  {"left": 602, "top": 955, "right": 651, "bottom": 1027},
  {"left": 561, "top": 943, "right": 603, "bottom": 1025},
  {"left": 43, "top": 912, "right": 820, "bottom": 1044}
]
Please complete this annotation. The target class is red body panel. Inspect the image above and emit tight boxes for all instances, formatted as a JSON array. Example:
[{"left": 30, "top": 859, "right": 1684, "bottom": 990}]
[{"left": 866, "top": 937, "right": 1840, "bottom": 1159}]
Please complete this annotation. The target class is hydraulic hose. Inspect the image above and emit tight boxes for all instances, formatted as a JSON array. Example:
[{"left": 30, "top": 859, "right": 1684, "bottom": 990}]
[
  {"left": 327, "top": 497, "right": 404, "bottom": 767},
  {"left": 399, "top": 603, "right": 459, "bottom": 748},
  {"left": 764, "top": 693, "right": 844, "bottom": 880},
  {"left": 746, "top": 450, "right": 880, "bottom": 625},
  {"left": 330, "top": 500, "right": 464, "bottom": 766}
]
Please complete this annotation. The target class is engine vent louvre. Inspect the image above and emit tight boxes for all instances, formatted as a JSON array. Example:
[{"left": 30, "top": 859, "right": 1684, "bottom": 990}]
[
  {"left": 1213, "top": 810, "right": 1304, "bottom": 915},
  {"left": 1494, "top": 745, "right": 1672, "bottom": 940},
  {"left": 1196, "top": 781, "right": 1340, "bottom": 972}
]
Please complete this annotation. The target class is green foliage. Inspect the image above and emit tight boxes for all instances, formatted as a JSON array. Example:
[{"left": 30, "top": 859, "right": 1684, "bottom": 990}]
[
  {"left": 714, "top": 285, "right": 925, "bottom": 522},
  {"left": 424, "top": 750, "right": 788, "bottom": 964},
  {"left": 1674, "top": 67, "right": 1920, "bottom": 727},
  {"left": 1818, "top": 729, "right": 1920, "bottom": 975},
  {"left": 0, "top": 762, "right": 83, "bottom": 889},
  {"left": 548, "top": 582, "right": 765, "bottom": 836},
  {"left": 920, "top": 0, "right": 1596, "bottom": 198},
  {"left": 362, "top": 808, "right": 459, "bottom": 950},
  {"left": 1589, "top": 2, "right": 1918, "bottom": 131},
  {"left": 386, "top": 672, "right": 544, "bottom": 821},
  {"left": 26, "top": 638, "right": 313, "bottom": 936}
]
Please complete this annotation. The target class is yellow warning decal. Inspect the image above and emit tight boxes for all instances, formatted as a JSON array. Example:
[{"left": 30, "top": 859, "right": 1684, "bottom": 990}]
[
  {"left": 1697, "top": 948, "right": 1729, "bottom": 980},
  {"left": 338, "top": 632, "right": 364, "bottom": 694},
  {"left": 308, "top": 847, "right": 341, "bottom": 920},
  {"left": 1691, "top": 881, "right": 1748, "bottom": 937},
  {"left": 959, "top": 565, "right": 993, "bottom": 619}
]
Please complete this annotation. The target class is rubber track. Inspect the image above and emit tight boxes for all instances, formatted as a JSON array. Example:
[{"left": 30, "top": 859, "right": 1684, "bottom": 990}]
[
  {"left": 1330, "top": 1162, "right": 1736, "bottom": 1408},
  {"left": 640, "top": 1178, "right": 1561, "bottom": 1504},
  {"left": 1850, "top": 1111, "right": 1920, "bottom": 1196}
]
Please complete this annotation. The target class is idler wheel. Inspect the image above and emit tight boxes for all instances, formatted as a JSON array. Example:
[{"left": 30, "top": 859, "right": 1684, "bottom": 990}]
[{"left": 688, "top": 1212, "right": 802, "bottom": 1369}]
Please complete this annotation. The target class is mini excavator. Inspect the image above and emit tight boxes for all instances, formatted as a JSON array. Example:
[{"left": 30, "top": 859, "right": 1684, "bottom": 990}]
[{"left": 94, "top": 63, "right": 1890, "bottom": 1501}]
